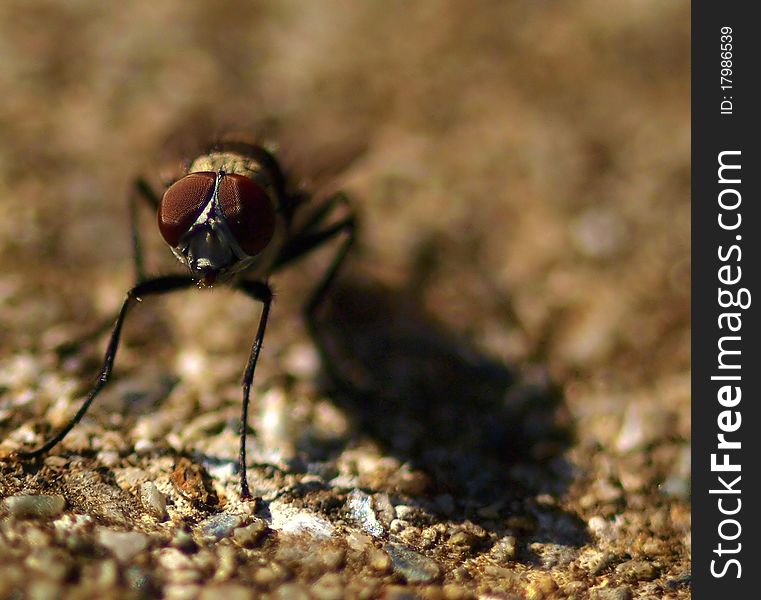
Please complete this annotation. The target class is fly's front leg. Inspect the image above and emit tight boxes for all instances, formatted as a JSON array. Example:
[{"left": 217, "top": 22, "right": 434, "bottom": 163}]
[
  {"left": 234, "top": 280, "right": 274, "bottom": 500},
  {"left": 16, "top": 275, "right": 195, "bottom": 459}
]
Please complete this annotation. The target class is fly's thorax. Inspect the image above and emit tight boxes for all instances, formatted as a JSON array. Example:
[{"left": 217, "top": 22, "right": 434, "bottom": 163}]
[{"left": 188, "top": 151, "right": 279, "bottom": 203}]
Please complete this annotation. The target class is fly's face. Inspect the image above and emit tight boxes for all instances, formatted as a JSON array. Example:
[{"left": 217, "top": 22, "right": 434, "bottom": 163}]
[{"left": 158, "top": 170, "right": 276, "bottom": 286}]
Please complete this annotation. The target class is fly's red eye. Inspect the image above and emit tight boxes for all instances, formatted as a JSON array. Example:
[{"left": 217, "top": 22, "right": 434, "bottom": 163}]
[
  {"left": 158, "top": 172, "right": 216, "bottom": 246},
  {"left": 217, "top": 174, "right": 275, "bottom": 256}
]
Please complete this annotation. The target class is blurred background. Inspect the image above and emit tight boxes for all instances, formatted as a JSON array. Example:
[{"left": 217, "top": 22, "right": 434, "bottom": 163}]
[
  {"left": 0, "top": 0, "right": 690, "bottom": 593},
  {"left": 0, "top": 0, "right": 690, "bottom": 442}
]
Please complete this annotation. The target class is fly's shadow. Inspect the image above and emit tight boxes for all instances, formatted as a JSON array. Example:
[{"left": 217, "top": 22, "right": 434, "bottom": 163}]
[{"left": 306, "top": 272, "right": 585, "bottom": 547}]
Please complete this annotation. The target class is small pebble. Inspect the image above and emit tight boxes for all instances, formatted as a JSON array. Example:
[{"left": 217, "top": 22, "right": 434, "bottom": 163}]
[
  {"left": 346, "top": 489, "right": 385, "bottom": 538},
  {"left": 171, "top": 457, "right": 218, "bottom": 507},
  {"left": 92, "top": 558, "right": 119, "bottom": 587},
  {"left": 97, "top": 529, "right": 149, "bottom": 563},
  {"left": 25, "top": 548, "right": 73, "bottom": 581},
  {"left": 661, "top": 444, "right": 691, "bottom": 499},
  {"left": 114, "top": 466, "right": 150, "bottom": 488},
  {"left": 346, "top": 531, "right": 373, "bottom": 554},
  {"left": 482, "top": 565, "right": 510, "bottom": 582},
  {"left": 254, "top": 565, "right": 284, "bottom": 586},
  {"left": 666, "top": 571, "right": 691, "bottom": 589},
  {"left": 283, "top": 343, "right": 320, "bottom": 378},
  {"left": 615, "top": 559, "right": 658, "bottom": 582},
  {"left": 232, "top": 519, "right": 268, "bottom": 547},
  {"left": 272, "top": 583, "right": 310, "bottom": 600},
  {"left": 394, "top": 505, "right": 415, "bottom": 520},
  {"left": 134, "top": 438, "right": 155, "bottom": 453},
  {"left": 448, "top": 530, "right": 479, "bottom": 551},
  {"left": 140, "top": 481, "right": 168, "bottom": 520},
  {"left": 587, "top": 516, "right": 618, "bottom": 541},
  {"left": 269, "top": 501, "right": 334, "bottom": 539},
  {"left": 373, "top": 493, "right": 395, "bottom": 527},
  {"left": 618, "top": 469, "right": 648, "bottom": 493},
  {"left": 419, "top": 526, "right": 439, "bottom": 549},
  {"left": 442, "top": 584, "right": 471, "bottom": 600},
  {"left": 27, "top": 579, "right": 62, "bottom": 600},
  {"left": 43, "top": 456, "right": 69, "bottom": 468},
  {"left": 215, "top": 544, "right": 238, "bottom": 580},
  {"left": 571, "top": 208, "right": 627, "bottom": 258},
  {"left": 383, "top": 586, "right": 419, "bottom": 600},
  {"left": 0, "top": 353, "right": 38, "bottom": 388},
  {"left": 490, "top": 536, "right": 517, "bottom": 562},
  {"left": 3, "top": 495, "right": 66, "bottom": 519},
  {"left": 525, "top": 573, "right": 558, "bottom": 599},
  {"left": 310, "top": 573, "right": 345, "bottom": 600},
  {"left": 25, "top": 525, "right": 51, "bottom": 548},
  {"left": 199, "top": 584, "right": 255, "bottom": 600},
  {"left": 197, "top": 513, "right": 244, "bottom": 541},
  {"left": 367, "top": 548, "right": 392, "bottom": 574},
  {"left": 593, "top": 479, "right": 624, "bottom": 504},
  {"left": 615, "top": 403, "right": 673, "bottom": 453},
  {"left": 451, "top": 565, "right": 472, "bottom": 583},
  {"left": 275, "top": 539, "right": 345, "bottom": 574},
  {"left": 580, "top": 549, "right": 616, "bottom": 576},
  {"left": 158, "top": 548, "right": 198, "bottom": 576},
  {"left": 529, "top": 542, "right": 577, "bottom": 568},
  {"left": 385, "top": 542, "right": 441, "bottom": 584},
  {"left": 389, "top": 519, "right": 407, "bottom": 534},
  {"left": 97, "top": 450, "right": 121, "bottom": 468},
  {"left": 588, "top": 586, "right": 633, "bottom": 600},
  {"left": 398, "top": 528, "right": 422, "bottom": 549},
  {"left": 165, "top": 583, "right": 202, "bottom": 599},
  {"left": 257, "top": 387, "right": 297, "bottom": 460}
]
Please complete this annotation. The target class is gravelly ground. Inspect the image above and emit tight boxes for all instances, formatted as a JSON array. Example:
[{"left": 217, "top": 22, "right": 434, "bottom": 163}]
[{"left": 0, "top": 2, "right": 690, "bottom": 599}]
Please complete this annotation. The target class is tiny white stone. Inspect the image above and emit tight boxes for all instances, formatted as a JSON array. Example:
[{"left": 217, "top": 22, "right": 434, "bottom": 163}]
[
  {"left": 97, "top": 529, "right": 149, "bottom": 563},
  {"left": 3, "top": 494, "right": 66, "bottom": 519}
]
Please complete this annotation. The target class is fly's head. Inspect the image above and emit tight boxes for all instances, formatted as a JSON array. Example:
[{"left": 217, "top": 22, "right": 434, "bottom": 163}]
[{"left": 157, "top": 170, "right": 276, "bottom": 286}]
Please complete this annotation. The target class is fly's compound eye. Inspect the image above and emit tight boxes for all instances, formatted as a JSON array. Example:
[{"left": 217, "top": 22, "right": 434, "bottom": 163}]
[
  {"left": 158, "top": 172, "right": 217, "bottom": 246},
  {"left": 217, "top": 174, "right": 275, "bottom": 256}
]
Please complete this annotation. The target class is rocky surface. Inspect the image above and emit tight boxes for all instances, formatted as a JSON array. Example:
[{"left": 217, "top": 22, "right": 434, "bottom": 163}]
[{"left": 0, "top": 1, "right": 689, "bottom": 598}]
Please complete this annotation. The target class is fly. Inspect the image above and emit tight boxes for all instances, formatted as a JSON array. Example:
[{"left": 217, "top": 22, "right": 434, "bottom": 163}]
[{"left": 16, "top": 139, "right": 356, "bottom": 500}]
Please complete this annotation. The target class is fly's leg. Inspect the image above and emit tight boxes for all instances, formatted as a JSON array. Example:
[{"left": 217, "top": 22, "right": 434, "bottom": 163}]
[
  {"left": 17, "top": 275, "right": 195, "bottom": 459},
  {"left": 233, "top": 193, "right": 353, "bottom": 498},
  {"left": 234, "top": 280, "right": 273, "bottom": 500},
  {"left": 56, "top": 178, "right": 161, "bottom": 358},
  {"left": 274, "top": 192, "right": 357, "bottom": 381},
  {"left": 273, "top": 192, "right": 357, "bottom": 282}
]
